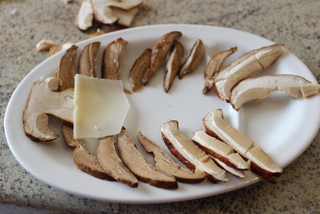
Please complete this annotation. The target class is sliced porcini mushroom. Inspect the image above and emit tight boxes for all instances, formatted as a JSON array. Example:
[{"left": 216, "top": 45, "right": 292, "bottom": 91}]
[
  {"left": 230, "top": 74, "right": 320, "bottom": 110},
  {"left": 48, "top": 42, "right": 76, "bottom": 57},
  {"left": 137, "top": 131, "right": 206, "bottom": 183},
  {"left": 178, "top": 39, "right": 205, "bottom": 79},
  {"left": 93, "top": 0, "right": 142, "bottom": 10},
  {"left": 87, "top": 28, "right": 124, "bottom": 39},
  {"left": 57, "top": 45, "right": 78, "bottom": 91},
  {"left": 102, "top": 37, "right": 128, "bottom": 80},
  {"left": 212, "top": 157, "right": 246, "bottom": 178},
  {"left": 142, "top": 31, "right": 182, "bottom": 85},
  {"left": 78, "top": 42, "right": 101, "bottom": 77},
  {"left": 192, "top": 130, "right": 249, "bottom": 170},
  {"left": 161, "top": 120, "right": 229, "bottom": 183},
  {"left": 75, "top": 0, "right": 94, "bottom": 31},
  {"left": 214, "top": 43, "right": 284, "bottom": 102},
  {"left": 36, "top": 39, "right": 56, "bottom": 52},
  {"left": 23, "top": 77, "right": 74, "bottom": 142},
  {"left": 203, "top": 109, "right": 254, "bottom": 158},
  {"left": 163, "top": 41, "right": 184, "bottom": 93},
  {"left": 112, "top": 6, "right": 140, "bottom": 27},
  {"left": 97, "top": 136, "right": 139, "bottom": 187},
  {"left": 92, "top": 1, "right": 118, "bottom": 25},
  {"left": 203, "top": 47, "right": 237, "bottom": 94},
  {"left": 129, "top": 48, "right": 151, "bottom": 92},
  {"left": 203, "top": 109, "right": 283, "bottom": 183},
  {"left": 61, "top": 125, "right": 115, "bottom": 180},
  {"left": 117, "top": 128, "right": 178, "bottom": 189}
]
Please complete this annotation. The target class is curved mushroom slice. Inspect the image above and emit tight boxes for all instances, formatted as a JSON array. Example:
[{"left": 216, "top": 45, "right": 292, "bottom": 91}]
[
  {"left": 93, "top": 0, "right": 142, "bottom": 11},
  {"left": 203, "top": 47, "right": 237, "bottom": 94},
  {"left": 161, "top": 120, "right": 229, "bottom": 183},
  {"left": 203, "top": 109, "right": 254, "bottom": 158},
  {"left": 112, "top": 6, "right": 140, "bottom": 27},
  {"left": 61, "top": 125, "right": 115, "bottom": 180},
  {"left": 75, "top": 0, "right": 93, "bottom": 31},
  {"left": 102, "top": 37, "right": 128, "bottom": 80},
  {"left": 178, "top": 39, "right": 205, "bottom": 79},
  {"left": 142, "top": 31, "right": 182, "bottom": 85},
  {"left": 57, "top": 45, "right": 78, "bottom": 91},
  {"left": 97, "top": 136, "right": 139, "bottom": 188},
  {"left": 129, "top": 48, "right": 151, "bottom": 92},
  {"left": 192, "top": 130, "right": 249, "bottom": 170},
  {"left": 137, "top": 132, "right": 205, "bottom": 183},
  {"left": 78, "top": 42, "right": 101, "bottom": 77},
  {"left": 23, "top": 77, "right": 74, "bottom": 142},
  {"left": 203, "top": 109, "right": 283, "bottom": 183},
  {"left": 163, "top": 41, "right": 184, "bottom": 93},
  {"left": 117, "top": 128, "right": 178, "bottom": 189},
  {"left": 92, "top": 0, "right": 118, "bottom": 25},
  {"left": 214, "top": 43, "right": 284, "bottom": 102},
  {"left": 230, "top": 74, "right": 320, "bottom": 110},
  {"left": 212, "top": 157, "right": 246, "bottom": 178}
]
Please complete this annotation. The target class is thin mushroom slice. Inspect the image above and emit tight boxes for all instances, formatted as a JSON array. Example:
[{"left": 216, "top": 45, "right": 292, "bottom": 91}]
[
  {"left": 102, "top": 37, "right": 128, "bottom": 80},
  {"left": 230, "top": 74, "right": 320, "bottom": 110},
  {"left": 161, "top": 120, "right": 229, "bottom": 183},
  {"left": 214, "top": 43, "right": 284, "bottom": 102},
  {"left": 212, "top": 157, "right": 246, "bottom": 178},
  {"left": 129, "top": 48, "right": 151, "bottom": 92},
  {"left": 163, "top": 41, "right": 184, "bottom": 93},
  {"left": 203, "top": 109, "right": 283, "bottom": 183},
  {"left": 192, "top": 130, "right": 250, "bottom": 170},
  {"left": 203, "top": 47, "right": 237, "bottom": 94},
  {"left": 137, "top": 132, "right": 205, "bottom": 183},
  {"left": 78, "top": 42, "right": 101, "bottom": 77},
  {"left": 97, "top": 136, "right": 139, "bottom": 188},
  {"left": 57, "top": 45, "right": 78, "bottom": 91},
  {"left": 117, "top": 128, "right": 178, "bottom": 189},
  {"left": 61, "top": 125, "right": 115, "bottom": 180},
  {"left": 142, "top": 31, "right": 182, "bottom": 85},
  {"left": 75, "top": 0, "right": 94, "bottom": 31},
  {"left": 23, "top": 77, "right": 74, "bottom": 142},
  {"left": 178, "top": 39, "right": 205, "bottom": 79}
]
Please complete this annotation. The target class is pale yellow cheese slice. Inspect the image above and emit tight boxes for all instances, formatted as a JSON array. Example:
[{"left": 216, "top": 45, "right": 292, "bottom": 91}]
[{"left": 73, "top": 74, "right": 130, "bottom": 139}]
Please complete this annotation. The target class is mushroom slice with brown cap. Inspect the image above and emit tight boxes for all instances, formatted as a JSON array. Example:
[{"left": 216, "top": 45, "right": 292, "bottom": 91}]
[
  {"left": 142, "top": 31, "right": 182, "bottom": 85},
  {"left": 178, "top": 39, "right": 205, "bottom": 79},
  {"left": 192, "top": 130, "right": 249, "bottom": 170},
  {"left": 78, "top": 42, "right": 101, "bottom": 77},
  {"left": 214, "top": 43, "right": 284, "bottom": 102},
  {"left": 129, "top": 48, "right": 151, "bottom": 92},
  {"left": 75, "top": 0, "right": 94, "bottom": 31},
  {"left": 230, "top": 74, "right": 320, "bottom": 110},
  {"left": 23, "top": 77, "right": 74, "bottom": 142},
  {"left": 102, "top": 37, "right": 128, "bottom": 80},
  {"left": 97, "top": 136, "right": 139, "bottom": 188},
  {"left": 57, "top": 45, "right": 78, "bottom": 91},
  {"left": 161, "top": 120, "right": 229, "bottom": 183},
  {"left": 61, "top": 125, "right": 115, "bottom": 180},
  {"left": 117, "top": 128, "right": 178, "bottom": 189},
  {"left": 137, "top": 132, "right": 205, "bottom": 183},
  {"left": 203, "top": 47, "right": 237, "bottom": 94},
  {"left": 163, "top": 41, "right": 184, "bottom": 93}
]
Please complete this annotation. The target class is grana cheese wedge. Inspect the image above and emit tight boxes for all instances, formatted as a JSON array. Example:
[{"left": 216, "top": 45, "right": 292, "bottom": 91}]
[{"left": 73, "top": 74, "right": 130, "bottom": 139}]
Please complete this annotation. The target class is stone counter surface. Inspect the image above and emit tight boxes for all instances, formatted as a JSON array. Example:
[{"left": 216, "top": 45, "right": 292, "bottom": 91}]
[{"left": 1, "top": 0, "right": 320, "bottom": 213}]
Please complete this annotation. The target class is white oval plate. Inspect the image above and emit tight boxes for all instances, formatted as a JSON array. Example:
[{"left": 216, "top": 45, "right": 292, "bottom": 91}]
[{"left": 4, "top": 24, "right": 320, "bottom": 204}]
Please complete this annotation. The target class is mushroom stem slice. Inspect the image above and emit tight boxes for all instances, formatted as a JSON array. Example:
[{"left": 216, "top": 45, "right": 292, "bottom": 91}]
[
  {"left": 23, "top": 77, "right": 74, "bottom": 142},
  {"left": 129, "top": 48, "right": 151, "bottom": 92},
  {"left": 57, "top": 45, "right": 78, "bottom": 91},
  {"left": 230, "top": 74, "right": 320, "bottom": 110},
  {"left": 61, "top": 125, "right": 115, "bottom": 180},
  {"left": 79, "top": 42, "right": 101, "bottom": 77},
  {"left": 142, "top": 31, "right": 182, "bottom": 85},
  {"left": 214, "top": 43, "right": 284, "bottom": 102},
  {"left": 138, "top": 132, "right": 205, "bottom": 183},
  {"left": 117, "top": 128, "right": 178, "bottom": 189},
  {"left": 161, "top": 120, "right": 229, "bottom": 183},
  {"left": 163, "top": 41, "right": 184, "bottom": 93},
  {"left": 203, "top": 47, "right": 237, "bottom": 94},
  {"left": 192, "top": 130, "right": 250, "bottom": 170},
  {"left": 75, "top": 0, "right": 94, "bottom": 31},
  {"left": 178, "top": 39, "right": 205, "bottom": 79},
  {"left": 97, "top": 136, "right": 139, "bottom": 188},
  {"left": 102, "top": 37, "right": 128, "bottom": 80}
]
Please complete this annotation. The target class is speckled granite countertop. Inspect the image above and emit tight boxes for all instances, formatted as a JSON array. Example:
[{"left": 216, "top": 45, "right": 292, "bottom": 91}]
[{"left": 1, "top": 0, "right": 320, "bottom": 213}]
